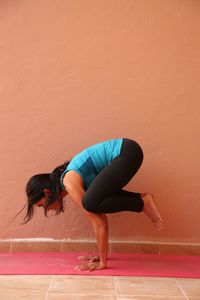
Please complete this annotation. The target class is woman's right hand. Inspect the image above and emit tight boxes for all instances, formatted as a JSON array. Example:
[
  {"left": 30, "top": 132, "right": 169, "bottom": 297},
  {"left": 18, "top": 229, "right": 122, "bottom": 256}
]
[{"left": 77, "top": 255, "right": 100, "bottom": 263}]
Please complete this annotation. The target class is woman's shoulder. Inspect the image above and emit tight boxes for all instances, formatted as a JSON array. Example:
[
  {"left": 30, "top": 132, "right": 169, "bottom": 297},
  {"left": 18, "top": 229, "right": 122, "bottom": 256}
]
[{"left": 63, "top": 170, "right": 85, "bottom": 190}]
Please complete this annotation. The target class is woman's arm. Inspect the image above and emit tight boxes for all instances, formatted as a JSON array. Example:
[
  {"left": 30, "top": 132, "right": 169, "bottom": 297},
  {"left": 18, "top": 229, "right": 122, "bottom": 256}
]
[
  {"left": 63, "top": 174, "right": 109, "bottom": 270},
  {"left": 90, "top": 213, "right": 108, "bottom": 268},
  {"left": 78, "top": 212, "right": 109, "bottom": 263}
]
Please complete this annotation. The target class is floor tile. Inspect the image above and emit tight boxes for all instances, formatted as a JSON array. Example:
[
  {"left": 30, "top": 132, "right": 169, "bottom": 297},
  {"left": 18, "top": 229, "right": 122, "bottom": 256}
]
[
  {"left": 49, "top": 275, "right": 115, "bottom": 295},
  {"left": 0, "top": 275, "right": 51, "bottom": 293},
  {"left": 114, "top": 276, "right": 184, "bottom": 297},
  {"left": 0, "top": 293, "right": 46, "bottom": 300},
  {"left": 47, "top": 294, "right": 117, "bottom": 300},
  {"left": 0, "top": 275, "right": 199, "bottom": 300},
  {"left": 117, "top": 296, "right": 186, "bottom": 300},
  {"left": 175, "top": 278, "right": 200, "bottom": 297}
]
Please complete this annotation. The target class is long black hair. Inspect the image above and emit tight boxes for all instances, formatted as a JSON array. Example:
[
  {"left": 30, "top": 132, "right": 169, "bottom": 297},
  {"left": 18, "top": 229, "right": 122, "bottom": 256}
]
[{"left": 10, "top": 161, "right": 70, "bottom": 225}]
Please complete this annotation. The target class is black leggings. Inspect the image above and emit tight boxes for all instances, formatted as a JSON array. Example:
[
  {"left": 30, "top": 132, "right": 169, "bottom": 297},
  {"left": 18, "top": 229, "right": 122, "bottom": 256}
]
[{"left": 82, "top": 138, "right": 144, "bottom": 214}]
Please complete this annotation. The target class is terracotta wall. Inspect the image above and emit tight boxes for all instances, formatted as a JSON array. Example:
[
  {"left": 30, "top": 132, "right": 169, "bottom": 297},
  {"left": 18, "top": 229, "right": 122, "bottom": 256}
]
[{"left": 0, "top": 0, "right": 199, "bottom": 243}]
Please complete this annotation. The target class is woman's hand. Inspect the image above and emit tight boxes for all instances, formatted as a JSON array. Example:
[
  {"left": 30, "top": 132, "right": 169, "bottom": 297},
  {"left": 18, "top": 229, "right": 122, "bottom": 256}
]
[
  {"left": 77, "top": 255, "right": 100, "bottom": 263},
  {"left": 74, "top": 261, "right": 106, "bottom": 272}
]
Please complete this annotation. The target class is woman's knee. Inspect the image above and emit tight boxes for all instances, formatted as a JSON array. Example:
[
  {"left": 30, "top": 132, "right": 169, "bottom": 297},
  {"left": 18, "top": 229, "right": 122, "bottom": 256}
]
[{"left": 82, "top": 193, "right": 98, "bottom": 213}]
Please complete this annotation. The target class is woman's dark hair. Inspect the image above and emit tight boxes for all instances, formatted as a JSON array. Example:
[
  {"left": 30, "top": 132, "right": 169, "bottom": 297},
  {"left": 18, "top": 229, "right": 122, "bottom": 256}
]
[{"left": 10, "top": 161, "right": 70, "bottom": 225}]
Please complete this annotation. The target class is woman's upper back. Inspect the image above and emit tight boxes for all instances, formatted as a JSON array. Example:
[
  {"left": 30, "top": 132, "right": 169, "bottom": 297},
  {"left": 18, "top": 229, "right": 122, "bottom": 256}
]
[{"left": 61, "top": 138, "right": 123, "bottom": 190}]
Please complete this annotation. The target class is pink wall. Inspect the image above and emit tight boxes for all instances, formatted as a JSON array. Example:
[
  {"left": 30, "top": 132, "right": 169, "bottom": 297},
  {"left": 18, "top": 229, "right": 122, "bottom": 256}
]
[{"left": 0, "top": 0, "right": 199, "bottom": 243}]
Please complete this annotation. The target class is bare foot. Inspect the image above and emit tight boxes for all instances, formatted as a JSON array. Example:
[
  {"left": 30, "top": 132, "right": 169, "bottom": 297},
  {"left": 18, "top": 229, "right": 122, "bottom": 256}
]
[{"left": 141, "top": 193, "right": 164, "bottom": 231}]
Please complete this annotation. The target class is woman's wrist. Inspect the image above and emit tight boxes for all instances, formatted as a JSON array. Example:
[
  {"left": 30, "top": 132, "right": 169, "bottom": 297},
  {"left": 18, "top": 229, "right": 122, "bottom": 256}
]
[{"left": 99, "top": 258, "right": 107, "bottom": 268}]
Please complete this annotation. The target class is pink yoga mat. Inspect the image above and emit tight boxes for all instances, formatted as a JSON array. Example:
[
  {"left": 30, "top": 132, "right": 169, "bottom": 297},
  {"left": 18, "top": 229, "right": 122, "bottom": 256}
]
[{"left": 0, "top": 252, "right": 200, "bottom": 278}]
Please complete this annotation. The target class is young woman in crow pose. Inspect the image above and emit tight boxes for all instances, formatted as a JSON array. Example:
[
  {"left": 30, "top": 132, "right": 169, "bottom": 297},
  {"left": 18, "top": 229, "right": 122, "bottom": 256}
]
[{"left": 22, "top": 137, "right": 163, "bottom": 271}]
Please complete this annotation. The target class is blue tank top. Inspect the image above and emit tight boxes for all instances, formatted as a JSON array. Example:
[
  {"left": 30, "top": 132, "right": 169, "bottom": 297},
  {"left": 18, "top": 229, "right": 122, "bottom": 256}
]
[{"left": 60, "top": 138, "right": 123, "bottom": 190}]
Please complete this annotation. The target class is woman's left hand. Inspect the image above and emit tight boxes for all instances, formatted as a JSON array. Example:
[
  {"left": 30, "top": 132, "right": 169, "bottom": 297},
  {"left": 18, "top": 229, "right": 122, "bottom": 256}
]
[
  {"left": 77, "top": 255, "right": 100, "bottom": 263},
  {"left": 74, "top": 262, "right": 106, "bottom": 272}
]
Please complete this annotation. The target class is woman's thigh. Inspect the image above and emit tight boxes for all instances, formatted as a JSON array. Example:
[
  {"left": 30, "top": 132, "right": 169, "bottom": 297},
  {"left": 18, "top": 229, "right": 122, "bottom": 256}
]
[{"left": 82, "top": 138, "right": 143, "bottom": 210}]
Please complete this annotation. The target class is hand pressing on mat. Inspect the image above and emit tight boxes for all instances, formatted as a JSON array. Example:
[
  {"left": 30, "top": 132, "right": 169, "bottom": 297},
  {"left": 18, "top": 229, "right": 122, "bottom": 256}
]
[
  {"left": 75, "top": 262, "right": 106, "bottom": 272},
  {"left": 77, "top": 255, "right": 100, "bottom": 263}
]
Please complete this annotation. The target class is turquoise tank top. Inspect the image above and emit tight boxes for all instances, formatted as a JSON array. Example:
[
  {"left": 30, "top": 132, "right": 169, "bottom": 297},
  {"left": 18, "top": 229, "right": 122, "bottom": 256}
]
[{"left": 60, "top": 138, "right": 123, "bottom": 190}]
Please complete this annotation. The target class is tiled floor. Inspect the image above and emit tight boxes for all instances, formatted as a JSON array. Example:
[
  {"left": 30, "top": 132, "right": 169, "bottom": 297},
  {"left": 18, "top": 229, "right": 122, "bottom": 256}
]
[{"left": 0, "top": 275, "right": 199, "bottom": 299}]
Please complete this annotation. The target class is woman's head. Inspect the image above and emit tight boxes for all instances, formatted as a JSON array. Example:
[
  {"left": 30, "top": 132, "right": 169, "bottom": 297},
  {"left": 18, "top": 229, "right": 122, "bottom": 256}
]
[
  {"left": 24, "top": 173, "right": 63, "bottom": 223},
  {"left": 21, "top": 161, "right": 70, "bottom": 224}
]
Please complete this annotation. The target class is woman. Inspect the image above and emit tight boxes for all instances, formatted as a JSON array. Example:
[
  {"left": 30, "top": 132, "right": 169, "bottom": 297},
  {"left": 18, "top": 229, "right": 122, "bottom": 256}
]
[{"left": 22, "top": 137, "right": 163, "bottom": 271}]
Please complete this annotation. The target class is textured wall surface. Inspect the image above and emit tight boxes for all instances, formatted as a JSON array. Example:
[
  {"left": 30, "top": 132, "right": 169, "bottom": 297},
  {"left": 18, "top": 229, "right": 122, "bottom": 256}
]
[{"left": 0, "top": 0, "right": 200, "bottom": 243}]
